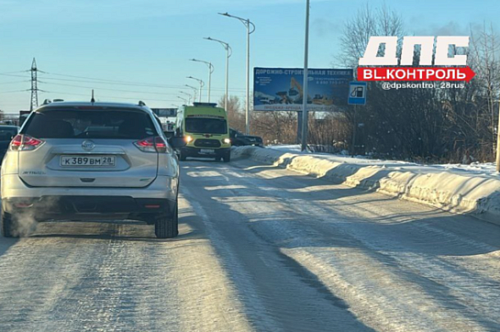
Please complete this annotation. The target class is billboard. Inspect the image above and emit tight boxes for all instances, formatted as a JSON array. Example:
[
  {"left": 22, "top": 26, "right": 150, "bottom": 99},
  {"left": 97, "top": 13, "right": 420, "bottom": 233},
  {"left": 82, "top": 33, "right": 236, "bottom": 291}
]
[
  {"left": 253, "top": 67, "right": 353, "bottom": 111},
  {"left": 151, "top": 108, "right": 177, "bottom": 131},
  {"left": 151, "top": 108, "right": 177, "bottom": 117}
]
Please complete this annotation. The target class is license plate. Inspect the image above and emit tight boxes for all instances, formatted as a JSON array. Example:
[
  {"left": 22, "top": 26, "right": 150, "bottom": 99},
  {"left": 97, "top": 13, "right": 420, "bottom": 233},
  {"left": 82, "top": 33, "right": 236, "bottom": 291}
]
[
  {"left": 60, "top": 156, "right": 116, "bottom": 167},
  {"left": 199, "top": 149, "right": 215, "bottom": 154}
]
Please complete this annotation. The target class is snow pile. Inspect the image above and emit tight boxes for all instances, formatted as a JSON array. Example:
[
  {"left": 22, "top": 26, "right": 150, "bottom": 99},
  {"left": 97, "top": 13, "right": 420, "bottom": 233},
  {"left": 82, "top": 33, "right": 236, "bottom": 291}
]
[
  {"left": 232, "top": 146, "right": 500, "bottom": 224},
  {"left": 267, "top": 145, "right": 499, "bottom": 175}
]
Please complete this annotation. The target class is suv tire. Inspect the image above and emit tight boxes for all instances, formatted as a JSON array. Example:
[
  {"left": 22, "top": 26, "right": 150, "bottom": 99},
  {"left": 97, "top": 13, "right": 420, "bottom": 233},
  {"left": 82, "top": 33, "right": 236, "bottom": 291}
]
[
  {"left": 155, "top": 201, "right": 178, "bottom": 238},
  {"left": 1, "top": 211, "right": 18, "bottom": 238},
  {"left": 223, "top": 153, "right": 231, "bottom": 163}
]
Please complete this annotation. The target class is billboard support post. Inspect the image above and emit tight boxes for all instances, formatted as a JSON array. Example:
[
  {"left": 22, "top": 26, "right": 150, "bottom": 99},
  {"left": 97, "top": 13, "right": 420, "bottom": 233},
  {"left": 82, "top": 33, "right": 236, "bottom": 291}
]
[
  {"left": 297, "top": 111, "right": 303, "bottom": 143},
  {"left": 300, "top": 0, "right": 310, "bottom": 152},
  {"left": 351, "top": 105, "right": 357, "bottom": 156}
]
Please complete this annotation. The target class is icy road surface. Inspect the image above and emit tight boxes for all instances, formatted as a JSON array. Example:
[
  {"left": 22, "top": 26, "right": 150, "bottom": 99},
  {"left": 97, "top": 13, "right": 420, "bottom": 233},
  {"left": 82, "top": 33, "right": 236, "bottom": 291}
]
[{"left": 0, "top": 159, "right": 499, "bottom": 332}]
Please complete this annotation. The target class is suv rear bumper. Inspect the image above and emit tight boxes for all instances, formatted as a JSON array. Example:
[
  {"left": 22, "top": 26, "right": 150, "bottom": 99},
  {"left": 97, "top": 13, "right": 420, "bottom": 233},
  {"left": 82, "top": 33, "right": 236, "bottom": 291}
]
[
  {"left": 1, "top": 174, "right": 178, "bottom": 219},
  {"left": 2, "top": 196, "right": 176, "bottom": 221}
]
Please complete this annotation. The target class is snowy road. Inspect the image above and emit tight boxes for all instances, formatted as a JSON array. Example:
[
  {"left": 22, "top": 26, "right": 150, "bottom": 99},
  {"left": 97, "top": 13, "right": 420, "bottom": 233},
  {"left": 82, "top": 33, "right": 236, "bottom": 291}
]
[{"left": 0, "top": 158, "right": 500, "bottom": 331}]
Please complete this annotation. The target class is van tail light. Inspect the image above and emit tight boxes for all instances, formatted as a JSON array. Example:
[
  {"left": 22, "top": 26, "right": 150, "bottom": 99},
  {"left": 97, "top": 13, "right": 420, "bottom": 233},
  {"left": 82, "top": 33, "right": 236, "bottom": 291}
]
[
  {"left": 10, "top": 134, "right": 44, "bottom": 151},
  {"left": 134, "top": 136, "right": 167, "bottom": 153}
]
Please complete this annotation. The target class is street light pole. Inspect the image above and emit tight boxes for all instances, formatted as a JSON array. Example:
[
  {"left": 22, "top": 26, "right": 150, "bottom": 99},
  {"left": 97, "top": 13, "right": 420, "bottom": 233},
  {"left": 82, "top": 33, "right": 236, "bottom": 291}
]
[
  {"left": 300, "top": 0, "right": 310, "bottom": 152},
  {"left": 219, "top": 12, "right": 255, "bottom": 134},
  {"left": 190, "top": 59, "right": 214, "bottom": 102},
  {"left": 185, "top": 84, "right": 198, "bottom": 103},
  {"left": 177, "top": 96, "right": 188, "bottom": 104},
  {"left": 179, "top": 91, "right": 192, "bottom": 104},
  {"left": 187, "top": 76, "right": 204, "bottom": 102},
  {"left": 205, "top": 37, "right": 232, "bottom": 111}
]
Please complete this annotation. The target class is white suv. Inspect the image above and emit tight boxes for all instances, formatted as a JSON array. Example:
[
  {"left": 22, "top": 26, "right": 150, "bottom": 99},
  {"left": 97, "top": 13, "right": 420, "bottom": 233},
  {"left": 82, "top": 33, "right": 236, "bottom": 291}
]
[{"left": 1, "top": 101, "right": 180, "bottom": 238}]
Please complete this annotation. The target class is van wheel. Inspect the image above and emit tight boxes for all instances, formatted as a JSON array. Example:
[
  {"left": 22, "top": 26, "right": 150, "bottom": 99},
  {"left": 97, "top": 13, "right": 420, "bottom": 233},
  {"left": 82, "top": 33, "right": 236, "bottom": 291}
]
[
  {"left": 155, "top": 201, "right": 178, "bottom": 238},
  {"left": 179, "top": 153, "right": 186, "bottom": 161},
  {"left": 1, "top": 211, "right": 18, "bottom": 238}
]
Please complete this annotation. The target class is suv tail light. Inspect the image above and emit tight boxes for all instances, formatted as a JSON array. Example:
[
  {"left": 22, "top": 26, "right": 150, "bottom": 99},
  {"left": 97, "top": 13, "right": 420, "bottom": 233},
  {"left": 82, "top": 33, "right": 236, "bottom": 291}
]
[
  {"left": 10, "top": 134, "right": 45, "bottom": 151},
  {"left": 134, "top": 136, "right": 167, "bottom": 153}
]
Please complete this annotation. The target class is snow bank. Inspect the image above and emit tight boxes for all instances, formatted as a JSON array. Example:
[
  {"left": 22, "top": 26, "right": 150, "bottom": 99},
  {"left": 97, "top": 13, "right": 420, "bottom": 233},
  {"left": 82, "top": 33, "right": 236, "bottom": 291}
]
[
  {"left": 267, "top": 144, "right": 499, "bottom": 175},
  {"left": 232, "top": 146, "right": 500, "bottom": 225}
]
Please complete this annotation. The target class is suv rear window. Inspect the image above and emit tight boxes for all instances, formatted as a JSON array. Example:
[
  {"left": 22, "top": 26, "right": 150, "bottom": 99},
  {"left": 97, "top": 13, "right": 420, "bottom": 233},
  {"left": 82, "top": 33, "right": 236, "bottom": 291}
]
[{"left": 22, "top": 109, "right": 157, "bottom": 139}]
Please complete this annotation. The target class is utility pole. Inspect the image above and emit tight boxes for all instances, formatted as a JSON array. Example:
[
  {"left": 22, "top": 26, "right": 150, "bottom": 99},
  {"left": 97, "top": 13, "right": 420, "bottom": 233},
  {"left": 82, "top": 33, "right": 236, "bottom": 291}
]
[
  {"left": 30, "top": 58, "right": 38, "bottom": 111},
  {"left": 300, "top": 0, "right": 310, "bottom": 152}
]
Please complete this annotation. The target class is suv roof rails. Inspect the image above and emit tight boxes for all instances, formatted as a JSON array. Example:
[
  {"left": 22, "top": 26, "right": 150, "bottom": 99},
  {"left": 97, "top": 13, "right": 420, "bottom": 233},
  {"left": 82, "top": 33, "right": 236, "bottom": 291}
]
[{"left": 193, "top": 102, "right": 217, "bottom": 107}]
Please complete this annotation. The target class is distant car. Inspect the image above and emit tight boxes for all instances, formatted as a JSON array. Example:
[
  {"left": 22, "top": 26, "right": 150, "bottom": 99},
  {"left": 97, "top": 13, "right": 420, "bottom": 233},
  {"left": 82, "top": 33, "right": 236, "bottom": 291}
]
[
  {"left": 1, "top": 101, "right": 180, "bottom": 239},
  {"left": 230, "top": 128, "right": 263, "bottom": 147},
  {"left": 0, "top": 125, "right": 19, "bottom": 162}
]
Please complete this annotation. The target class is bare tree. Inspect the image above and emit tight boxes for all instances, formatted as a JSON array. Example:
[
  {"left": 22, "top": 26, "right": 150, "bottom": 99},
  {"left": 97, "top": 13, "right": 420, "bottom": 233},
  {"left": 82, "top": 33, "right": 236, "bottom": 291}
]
[
  {"left": 337, "top": 3, "right": 500, "bottom": 162},
  {"left": 252, "top": 111, "right": 297, "bottom": 144},
  {"left": 338, "top": 4, "right": 404, "bottom": 68},
  {"left": 218, "top": 95, "right": 245, "bottom": 132}
]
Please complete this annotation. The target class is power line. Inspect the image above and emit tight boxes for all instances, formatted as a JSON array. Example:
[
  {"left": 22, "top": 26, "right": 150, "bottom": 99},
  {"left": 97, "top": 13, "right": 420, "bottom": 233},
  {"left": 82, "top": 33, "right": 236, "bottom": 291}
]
[
  {"left": 41, "top": 71, "right": 161, "bottom": 85},
  {"left": 0, "top": 73, "right": 30, "bottom": 79},
  {"left": 41, "top": 90, "right": 186, "bottom": 103},
  {"left": 40, "top": 81, "right": 186, "bottom": 97},
  {"left": 39, "top": 72, "right": 246, "bottom": 92},
  {"left": 0, "top": 90, "right": 29, "bottom": 94},
  {"left": 0, "top": 71, "right": 27, "bottom": 75},
  {"left": 0, "top": 81, "right": 29, "bottom": 85},
  {"left": 2, "top": 70, "right": 247, "bottom": 92}
]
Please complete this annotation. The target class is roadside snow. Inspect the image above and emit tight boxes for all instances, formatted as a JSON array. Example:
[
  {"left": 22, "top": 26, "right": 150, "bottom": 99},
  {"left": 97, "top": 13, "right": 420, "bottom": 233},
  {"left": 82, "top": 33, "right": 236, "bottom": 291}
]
[
  {"left": 267, "top": 144, "right": 498, "bottom": 176},
  {"left": 233, "top": 146, "right": 500, "bottom": 225}
]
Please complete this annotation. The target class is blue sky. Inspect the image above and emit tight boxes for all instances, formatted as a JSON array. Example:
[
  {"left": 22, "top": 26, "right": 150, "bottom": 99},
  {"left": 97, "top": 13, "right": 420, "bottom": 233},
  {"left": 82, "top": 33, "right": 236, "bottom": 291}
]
[{"left": 0, "top": 0, "right": 498, "bottom": 114}]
